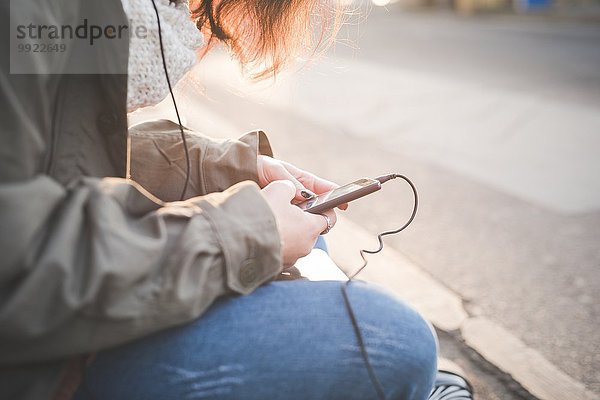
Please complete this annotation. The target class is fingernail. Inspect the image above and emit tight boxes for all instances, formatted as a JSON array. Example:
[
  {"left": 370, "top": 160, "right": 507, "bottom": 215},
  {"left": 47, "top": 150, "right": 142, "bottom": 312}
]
[{"left": 300, "top": 190, "right": 315, "bottom": 199}]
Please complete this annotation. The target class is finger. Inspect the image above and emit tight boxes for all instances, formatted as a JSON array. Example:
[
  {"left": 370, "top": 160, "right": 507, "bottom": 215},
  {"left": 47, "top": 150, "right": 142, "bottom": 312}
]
[
  {"left": 287, "top": 165, "right": 346, "bottom": 209},
  {"left": 307, "top": 209, "right": 337, "bottom": 236},
  {"left": 300, "top": 173, "right": 338, "bottom": 196},
  {"left": 262, "top": 180, "right": 297, "bottom": 202},
  {"left": 322, "top": 209, "right": 337, "bottom": 229},
  {"left": 276, "top": 166, "right": 316, "bottom": 202},
  {"left": 307, "top": 176, "right": 339, "bottom": 196},
  {"left": 263, "top": 162, "right": 313, "bottom": 200},
  {"left": 279, "top": 161, "right": 336, "bottom": 196}
]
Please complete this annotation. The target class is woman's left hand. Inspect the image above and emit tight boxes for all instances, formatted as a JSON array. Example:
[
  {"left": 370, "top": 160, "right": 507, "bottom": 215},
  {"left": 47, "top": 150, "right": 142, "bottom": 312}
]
[{"left": 257, "top": 155, "right": 348, "bottom": 210}]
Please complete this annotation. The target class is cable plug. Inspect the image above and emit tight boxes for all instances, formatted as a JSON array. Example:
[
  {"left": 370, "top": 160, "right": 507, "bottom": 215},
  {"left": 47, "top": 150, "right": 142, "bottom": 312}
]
[{"left": 374, "top": 174, "right": 400, "bottom": 184}]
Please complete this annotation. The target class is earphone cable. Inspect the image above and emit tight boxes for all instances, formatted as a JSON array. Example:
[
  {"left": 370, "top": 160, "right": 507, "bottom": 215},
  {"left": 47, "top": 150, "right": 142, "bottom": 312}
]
[
  {"left": 349, "top": 174, "right": 418, "bottom": 280},
  {"left": 150, "top": 0, "right": 192, "bottom": 201},
  {"left": 341, "top": 174, "right": 419, "bottom": 400}
]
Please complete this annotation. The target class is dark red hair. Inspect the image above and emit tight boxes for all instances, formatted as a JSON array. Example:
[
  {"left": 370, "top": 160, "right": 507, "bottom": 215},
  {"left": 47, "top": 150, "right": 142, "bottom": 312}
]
[{"left": 190, "top": 0, "right": 344, "bottom": 79}]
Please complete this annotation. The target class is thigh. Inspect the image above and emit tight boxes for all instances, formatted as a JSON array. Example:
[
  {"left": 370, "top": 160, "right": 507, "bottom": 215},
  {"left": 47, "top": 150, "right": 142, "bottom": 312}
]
[{"left": 75, "top": 281, "right": 437, "bottom": 400}]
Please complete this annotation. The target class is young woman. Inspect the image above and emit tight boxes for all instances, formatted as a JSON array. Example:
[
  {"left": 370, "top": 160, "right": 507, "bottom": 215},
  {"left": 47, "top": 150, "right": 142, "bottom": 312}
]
[{"left": 0, "top": 0, "right": 471, "bottom": 398}]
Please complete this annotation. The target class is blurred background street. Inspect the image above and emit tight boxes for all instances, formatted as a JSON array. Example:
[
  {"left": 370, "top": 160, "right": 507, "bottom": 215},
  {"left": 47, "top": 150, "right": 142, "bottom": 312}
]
[{"left": 133, "top": 2, "right": 600, "bottom": 398}]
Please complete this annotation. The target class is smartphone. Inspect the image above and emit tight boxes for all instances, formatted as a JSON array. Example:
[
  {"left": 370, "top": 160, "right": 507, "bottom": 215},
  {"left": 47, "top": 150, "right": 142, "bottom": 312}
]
[{"left": 297, "top": 178, "right": 382, "bottom": 214}]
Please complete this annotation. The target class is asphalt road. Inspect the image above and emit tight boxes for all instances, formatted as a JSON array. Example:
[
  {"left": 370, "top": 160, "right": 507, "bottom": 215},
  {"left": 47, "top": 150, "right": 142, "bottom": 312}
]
[
  {"left": 335, "top": 6, "right": 600, "bottom": 105},
  {"left": 324, "top": 6, "right": 600, "bottom": 394},
  {"left": 134, "top": 5, "right": 600, "bottom": 396}
]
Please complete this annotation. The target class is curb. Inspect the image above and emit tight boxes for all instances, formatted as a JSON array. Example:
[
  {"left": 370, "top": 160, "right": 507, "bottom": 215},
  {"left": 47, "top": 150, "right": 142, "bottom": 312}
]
[{"left": 325, "top": 216, "right": 598, "bottom": 400}]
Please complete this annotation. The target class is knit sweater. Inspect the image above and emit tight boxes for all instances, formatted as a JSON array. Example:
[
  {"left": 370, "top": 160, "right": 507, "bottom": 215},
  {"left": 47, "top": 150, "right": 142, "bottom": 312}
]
[{"left": 121, "top": 0, "right": 204, "bottom": 111}]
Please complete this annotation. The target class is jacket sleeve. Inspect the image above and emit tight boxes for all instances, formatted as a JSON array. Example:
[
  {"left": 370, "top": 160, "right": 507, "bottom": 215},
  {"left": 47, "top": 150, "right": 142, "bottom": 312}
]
[
  {"left": 0, "top": 78, "right": 282, "bottom": 365},
  {"left": 129, "top": 119, "right": 275, "bottom": 202},
  {"left": 0, "top": 176, "right": 283, "bottom": 364}
]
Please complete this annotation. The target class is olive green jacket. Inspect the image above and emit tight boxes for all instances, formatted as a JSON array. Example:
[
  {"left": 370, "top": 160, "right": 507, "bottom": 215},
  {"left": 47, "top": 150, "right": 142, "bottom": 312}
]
[{"left": 0, "top": 1, "right": 282, "bottom": 398}]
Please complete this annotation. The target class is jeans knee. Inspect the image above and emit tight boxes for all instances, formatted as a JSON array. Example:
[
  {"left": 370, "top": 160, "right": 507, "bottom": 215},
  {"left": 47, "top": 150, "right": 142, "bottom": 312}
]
[
  {"left": 405, "top": 312, "right": 438, "bottom": 394},
  {"left": 351, "top": 283, "right": 438, "bottom": 399},
  {"left": 387, "top": 305, "right": 438, "bottom": 399}
]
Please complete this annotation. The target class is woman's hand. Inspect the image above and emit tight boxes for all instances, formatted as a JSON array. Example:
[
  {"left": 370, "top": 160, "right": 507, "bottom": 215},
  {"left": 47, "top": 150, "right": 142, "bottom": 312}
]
[
  {"left": 257, "top": 155, "right": 347, "bottom": 209},
  {"left": 262, "top": 181, "right": 336, "bottom": 267}
]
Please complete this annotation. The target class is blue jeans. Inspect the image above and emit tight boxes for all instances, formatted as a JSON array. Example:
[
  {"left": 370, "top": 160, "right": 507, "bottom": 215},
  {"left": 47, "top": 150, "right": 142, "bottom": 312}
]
[
  {"left": 313, "top": 235, "right": 328, "bottom": 252},
  {"left": 74, "top": 281, "right": 438, "bottom": 400}
]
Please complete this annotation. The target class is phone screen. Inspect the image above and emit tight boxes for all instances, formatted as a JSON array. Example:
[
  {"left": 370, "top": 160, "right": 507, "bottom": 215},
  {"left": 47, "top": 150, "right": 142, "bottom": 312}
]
[{"left": 301, "top": 178, "right": 376, "bottom": 210}]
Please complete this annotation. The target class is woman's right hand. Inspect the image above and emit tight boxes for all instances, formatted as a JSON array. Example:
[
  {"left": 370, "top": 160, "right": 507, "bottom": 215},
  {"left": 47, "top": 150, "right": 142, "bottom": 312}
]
[{"left": 262, "top": 180, "right": 336, "bottom": 267}]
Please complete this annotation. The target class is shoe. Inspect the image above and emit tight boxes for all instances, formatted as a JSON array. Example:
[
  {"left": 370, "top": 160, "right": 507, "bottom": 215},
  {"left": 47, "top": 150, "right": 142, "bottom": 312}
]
[{"left": 428, "top": 370, "right": 474, "bottom": 399}]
